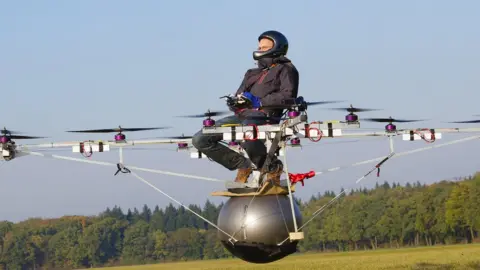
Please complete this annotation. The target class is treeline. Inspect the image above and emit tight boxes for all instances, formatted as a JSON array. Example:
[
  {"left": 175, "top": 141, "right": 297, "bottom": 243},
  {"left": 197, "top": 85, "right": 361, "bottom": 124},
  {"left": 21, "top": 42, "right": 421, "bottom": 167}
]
[{"left": 1, "top": 172, "right": 479, "bottom": 269}]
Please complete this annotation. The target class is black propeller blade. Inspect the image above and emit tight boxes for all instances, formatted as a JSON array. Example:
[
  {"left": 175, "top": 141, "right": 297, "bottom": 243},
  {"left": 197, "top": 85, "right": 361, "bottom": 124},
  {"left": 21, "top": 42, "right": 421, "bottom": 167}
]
[
  {"left": 176, "top": 109, "right": 230, "bottom": 118},
  {"left": 328, "top": 104, "right": 381, "bottom": 113},
  {"left": 1, "top": 127, "right": 23, "bottom": 135},
  {"left": 305, "top": 100, "right": 346, "bottom": 106},
  {"left": 363, "top": 117, "right": 424, "bottom": 123},
  {"left": 10, "top": 135, "right": 46, "bottom": 140},
  {"left": 136, "top": 133, "right": 193, "bottom": 140},
  {"left": 447, "top": 119, "right": 480, "bottom": 124},
  {"left": 446, "top": 114, "right": 480, "bottom": 123},
  {"left": 66, "top": 125, "right": 171, "bottom": 133},
  {"left": 157, "top": 134, "right": 193, "bottom": 140},
  {"left": 261, "top": 99, "right": 345, "bottom": 109},
  {"left": 241, "top": 115, "right": 288, "bottom": 122},
  {"left": 1, "top": 127, "right": 45, "bottom": 139}
]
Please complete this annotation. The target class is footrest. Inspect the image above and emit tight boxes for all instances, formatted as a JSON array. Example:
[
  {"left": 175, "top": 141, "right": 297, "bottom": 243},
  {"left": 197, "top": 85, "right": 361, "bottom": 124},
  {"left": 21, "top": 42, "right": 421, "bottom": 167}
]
[
  {"left": 211, "top": 180, "right": 296, "bottom": 197},
  {"left": 225, "top": 181, "right": 260, "bottom": 189}
]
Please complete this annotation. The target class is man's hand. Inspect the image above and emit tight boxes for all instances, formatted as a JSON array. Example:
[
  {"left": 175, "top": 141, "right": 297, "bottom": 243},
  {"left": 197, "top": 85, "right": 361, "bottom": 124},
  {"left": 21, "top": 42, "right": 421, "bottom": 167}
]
[
  {"left": 239, "top": 92, "right": 262, "bottom": 109},
  {"left": 220, "top": 94, "right": 241, "bottom": 112}
]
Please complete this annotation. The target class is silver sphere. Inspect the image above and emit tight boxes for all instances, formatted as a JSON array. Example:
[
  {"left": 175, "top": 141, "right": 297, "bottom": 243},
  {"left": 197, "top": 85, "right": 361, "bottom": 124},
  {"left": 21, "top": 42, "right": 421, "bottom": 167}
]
[{"left": 217, "top": 194, "right": 303, "bottom": 263}]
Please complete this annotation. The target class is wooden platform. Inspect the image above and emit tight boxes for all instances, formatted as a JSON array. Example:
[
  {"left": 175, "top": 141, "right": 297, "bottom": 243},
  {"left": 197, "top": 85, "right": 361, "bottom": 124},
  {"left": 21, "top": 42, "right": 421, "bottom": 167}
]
[{"left": 210, "top": 181, "right": 296, "bottom": 197}]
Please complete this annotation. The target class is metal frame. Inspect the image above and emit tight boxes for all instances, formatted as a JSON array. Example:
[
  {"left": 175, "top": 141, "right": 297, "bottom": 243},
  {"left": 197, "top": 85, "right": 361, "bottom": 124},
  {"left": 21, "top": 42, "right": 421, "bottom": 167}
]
[{"left": 2, "top": 109, "right": 480, "bottom": 247}]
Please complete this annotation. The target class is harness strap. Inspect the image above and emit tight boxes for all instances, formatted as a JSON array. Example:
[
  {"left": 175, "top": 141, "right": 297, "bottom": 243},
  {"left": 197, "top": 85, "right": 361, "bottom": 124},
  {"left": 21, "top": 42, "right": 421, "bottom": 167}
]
[{"left": 235, "top": 63, "right": 277, "bottom": 115}]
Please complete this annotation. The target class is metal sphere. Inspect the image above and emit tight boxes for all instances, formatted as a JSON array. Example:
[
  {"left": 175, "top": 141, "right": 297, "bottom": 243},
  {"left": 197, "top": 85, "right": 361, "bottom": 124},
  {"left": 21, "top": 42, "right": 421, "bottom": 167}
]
[{"left": 217, "top": 194, "right": 303, "bottom": 263}]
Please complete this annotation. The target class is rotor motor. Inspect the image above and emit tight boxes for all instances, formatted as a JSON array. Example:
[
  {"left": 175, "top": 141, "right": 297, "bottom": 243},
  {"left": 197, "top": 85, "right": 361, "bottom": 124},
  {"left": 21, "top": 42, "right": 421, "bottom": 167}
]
[
  {"left": 0, "top": 127, "right": 45, "bottom": 161},
  {"left": 1, "top": 137, "right": 16, "bottom": 161}
]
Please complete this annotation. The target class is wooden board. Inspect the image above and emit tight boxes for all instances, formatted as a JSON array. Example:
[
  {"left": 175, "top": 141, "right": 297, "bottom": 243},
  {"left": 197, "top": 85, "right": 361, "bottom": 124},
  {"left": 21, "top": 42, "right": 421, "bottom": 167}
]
[{"left": 210, "top": 181, "right": 296, "bottom": 197}]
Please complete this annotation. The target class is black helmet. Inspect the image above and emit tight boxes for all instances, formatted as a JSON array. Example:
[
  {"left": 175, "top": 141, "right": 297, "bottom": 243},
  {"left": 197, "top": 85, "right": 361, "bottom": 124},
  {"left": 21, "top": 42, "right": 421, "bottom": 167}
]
[{"left": 253, "top": 30, "right": 289, "bottom": 60}]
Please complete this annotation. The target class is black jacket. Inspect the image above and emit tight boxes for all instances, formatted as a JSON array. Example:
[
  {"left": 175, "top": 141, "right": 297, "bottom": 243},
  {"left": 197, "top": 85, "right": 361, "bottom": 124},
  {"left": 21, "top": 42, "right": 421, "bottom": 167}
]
[{"left": 235, "top": 56, "right": 299, "bottom": 118}]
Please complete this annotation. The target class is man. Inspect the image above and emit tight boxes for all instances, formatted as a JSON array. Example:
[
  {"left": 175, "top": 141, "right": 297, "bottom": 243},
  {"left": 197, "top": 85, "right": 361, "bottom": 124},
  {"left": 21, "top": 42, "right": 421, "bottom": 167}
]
[{"left": 191, "top": 30, "right": 299, "bottom": 184}]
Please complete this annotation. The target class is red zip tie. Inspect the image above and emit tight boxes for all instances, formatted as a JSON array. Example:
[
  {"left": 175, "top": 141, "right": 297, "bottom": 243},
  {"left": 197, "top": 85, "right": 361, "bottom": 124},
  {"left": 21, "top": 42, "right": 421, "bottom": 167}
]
[
  {"left": 244, "top": 124, "right": 259, "bottom": 141},
  {"left": 306, "top": 121, "right": 323, "bottom": 142}
]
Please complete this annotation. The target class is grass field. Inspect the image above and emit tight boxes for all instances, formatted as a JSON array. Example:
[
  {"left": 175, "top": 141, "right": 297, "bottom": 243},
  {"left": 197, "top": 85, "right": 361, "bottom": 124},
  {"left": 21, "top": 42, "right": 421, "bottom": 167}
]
[{"left": 89, "top": 244, "right": 480, "bottom": 270}]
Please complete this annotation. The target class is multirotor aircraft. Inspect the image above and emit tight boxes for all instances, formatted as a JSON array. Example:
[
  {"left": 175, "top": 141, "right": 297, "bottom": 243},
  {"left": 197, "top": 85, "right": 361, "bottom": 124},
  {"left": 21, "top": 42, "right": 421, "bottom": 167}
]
[{"left": 2, "top": 96, "right": 480, "bottom": 264}]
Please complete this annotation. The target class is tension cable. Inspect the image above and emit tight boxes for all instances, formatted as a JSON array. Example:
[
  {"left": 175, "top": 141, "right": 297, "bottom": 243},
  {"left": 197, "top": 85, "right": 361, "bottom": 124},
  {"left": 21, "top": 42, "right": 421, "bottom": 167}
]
[
  {"left": 303, "top": 151, "right": 394, "bottom": 228},
  {"left": 25, "top": 151, "right": 227, "bottom": 182},
  {"left": 309, "top": 134, "right": 479, "bottom": 179},
  {"left": 287, "top": 135, "right": 395, "bottom": 187},
  {"left": 277, "top": 135, "right": 480, "bottom": 245},
  {"left": 277, "top": 151, "right": 395, "bottom": 246},
  {"left": 118, "top": 165, "right": 238, "bottom": 242}
]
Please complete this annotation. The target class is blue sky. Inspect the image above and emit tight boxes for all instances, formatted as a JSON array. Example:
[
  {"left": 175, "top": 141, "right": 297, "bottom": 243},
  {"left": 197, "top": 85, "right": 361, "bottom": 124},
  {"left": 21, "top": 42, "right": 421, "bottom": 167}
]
[{"left": 1, "top": 0, "right": 479, "bottom": 222}]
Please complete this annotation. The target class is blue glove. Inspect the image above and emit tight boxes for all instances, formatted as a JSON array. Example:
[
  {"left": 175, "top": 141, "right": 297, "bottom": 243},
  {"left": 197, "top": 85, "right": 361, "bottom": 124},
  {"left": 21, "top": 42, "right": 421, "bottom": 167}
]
[{"left": 240, "top": 92, "right": 262, "bottom": 108}]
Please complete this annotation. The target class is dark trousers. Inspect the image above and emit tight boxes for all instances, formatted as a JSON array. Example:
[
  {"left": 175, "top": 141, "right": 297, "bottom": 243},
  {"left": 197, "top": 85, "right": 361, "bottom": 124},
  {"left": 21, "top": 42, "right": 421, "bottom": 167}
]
[{"left": 191, "top": 109, "right": 279, "bottom": 171}]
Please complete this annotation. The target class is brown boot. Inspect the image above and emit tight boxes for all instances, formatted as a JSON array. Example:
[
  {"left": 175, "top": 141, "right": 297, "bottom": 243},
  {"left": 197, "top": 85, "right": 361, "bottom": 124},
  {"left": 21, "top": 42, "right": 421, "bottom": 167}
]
[
  {"left": 234, "top": 167, "right": 253, "bottom": 183},
  {"left": 262, "top": 161, "right": 284, "bottom": 185},
  {"left": 266, "top": 167, "right": 283, "bottom": 185}
]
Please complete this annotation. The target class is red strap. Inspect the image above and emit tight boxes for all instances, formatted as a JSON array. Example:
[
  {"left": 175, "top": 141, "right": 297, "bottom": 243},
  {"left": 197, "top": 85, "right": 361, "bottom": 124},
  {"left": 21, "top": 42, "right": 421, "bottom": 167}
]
[
  {"left": 234, "top": 108, "right": 266, "bottom": 115},
  {"left": 235, "top": 108, "right": 246, "bottom": 114},
  {"left": 288, "top": 171, "right": 316, "bottom": 186},
  {"left": 257, "top": 64, "right": 276, "bottom": 84},
  {"left": 257, "top": 70, "right": 268, "bottom": 83},
  {"left": 243, "top": 124, "right": 259, "bottom": 141}
]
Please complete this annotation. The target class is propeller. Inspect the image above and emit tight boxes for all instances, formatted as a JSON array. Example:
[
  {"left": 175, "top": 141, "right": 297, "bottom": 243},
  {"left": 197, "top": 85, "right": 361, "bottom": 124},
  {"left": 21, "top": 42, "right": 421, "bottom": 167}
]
[
  {"left": 66, "top": 125, "right": 171, "bottom": 133},
  {"left": 9, "top": 135, "right": 46, "bottom": 139},
  {"left": 176, "top": 109, "right": 230, "bottom": 118},
  {"left": 445, "top": 114, "right": 480, "bottom": 123},
  {"left": 328, "top": 104, "right": 381, "bottom": 113},
  {"left": 447, "top": 119, "right": 480, "bottom": 124},
  {"left": 0, "top": 127, "right": 46, "bottom": 140},
  {"left": 362, "top": 117, "right": 424, "bottom": 123},
  {"left": 261, "top": 98, "right": 345, "bottom": 109},
  {"left": 240, "top": 115, "right": 288, "bottom": 122},
  {"left": 304, "top": 100, "right": 346, "bottom": 106},
  {"left": 135, "top": 133, "right": 193, "bottom": 140},
  {"left": 156, "top": 134, "right": 193, "bottom": 140},
  {"left": 1, "top": 127, "right": 23, "bottom": 135}
]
